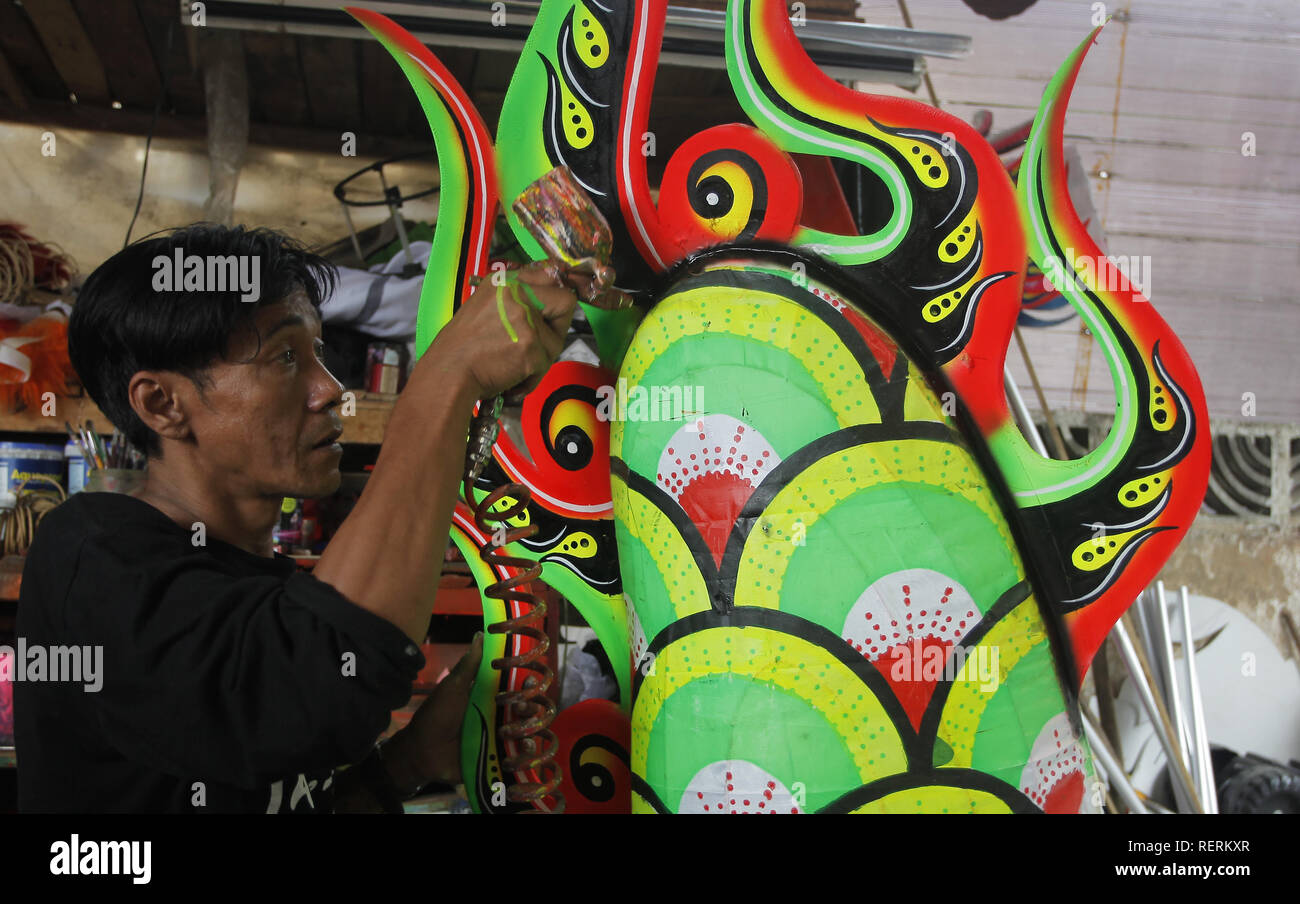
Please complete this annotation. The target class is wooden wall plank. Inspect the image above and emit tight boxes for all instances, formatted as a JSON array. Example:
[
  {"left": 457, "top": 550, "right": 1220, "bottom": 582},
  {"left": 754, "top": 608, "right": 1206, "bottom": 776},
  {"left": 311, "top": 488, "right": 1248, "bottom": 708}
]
[
  {"left": 1100, "top": 182, "right": 1300, "bottom": 244},
  {"left": 887, "top": 0, "right": 1300, "bottom": 426},
  {"left": 1010, "top": 306, "right": 1300, "bottom": 424},
  {"left": 1084, "top": 236, "right": 1300, "bottom": 305},
  {"left": 933, "top": 94, "right": 1300, "bottom": 144},
  {"left": 919, "top": 75, "right": 1300, "bottom": 135}
]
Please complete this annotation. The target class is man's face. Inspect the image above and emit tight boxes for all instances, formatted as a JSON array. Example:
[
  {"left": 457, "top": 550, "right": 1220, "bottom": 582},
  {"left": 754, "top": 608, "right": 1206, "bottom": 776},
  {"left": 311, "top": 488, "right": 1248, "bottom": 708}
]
[{"left": 185, "top": 289, "right": 345, "bottom": 500}]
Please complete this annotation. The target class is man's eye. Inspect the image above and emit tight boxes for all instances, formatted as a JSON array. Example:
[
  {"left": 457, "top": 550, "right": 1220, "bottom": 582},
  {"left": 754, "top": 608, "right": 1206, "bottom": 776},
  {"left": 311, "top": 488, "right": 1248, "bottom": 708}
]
[
  {"left": 313, "top": 341, "right": 326, "bottom": 360},
  {"left": 280, "top": 348, "right": 296, "bottom": 365}
]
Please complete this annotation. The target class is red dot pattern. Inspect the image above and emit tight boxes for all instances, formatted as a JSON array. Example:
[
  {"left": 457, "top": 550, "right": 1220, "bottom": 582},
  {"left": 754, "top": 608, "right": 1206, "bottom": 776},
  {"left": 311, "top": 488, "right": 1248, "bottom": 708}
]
[
  {"left": 1019, "top": 715, "right": 1089, "bottom": 813},
  {"left": 842, "top": 570, "right": 980, "bottom": 664},
  {"left": 658, "top": 415, "right": 779, "bottom": 501},
  {"left": 681, "top": 761, "right": 800, "bottom": 815}
]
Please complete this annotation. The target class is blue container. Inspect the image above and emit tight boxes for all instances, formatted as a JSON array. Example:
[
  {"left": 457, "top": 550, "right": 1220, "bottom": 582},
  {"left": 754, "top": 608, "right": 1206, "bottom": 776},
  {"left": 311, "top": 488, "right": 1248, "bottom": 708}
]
[{"left": 0, "top": 441, "right": 66, "bottom": 492}]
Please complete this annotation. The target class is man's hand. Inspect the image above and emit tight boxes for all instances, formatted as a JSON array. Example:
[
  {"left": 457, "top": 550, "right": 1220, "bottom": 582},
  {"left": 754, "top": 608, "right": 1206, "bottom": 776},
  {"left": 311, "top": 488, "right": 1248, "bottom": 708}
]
[
  {"left": 315, "top": 261, "right": 589, "bottom": 648},
  {"left": 331, "top": 634, "right": 484, "bottom": 814},
  {"left": 384, "top": 633, "right": 484, "bottom": 791},
  {"left": 432, "top": 263, "right": 581, "bottom": 401}
]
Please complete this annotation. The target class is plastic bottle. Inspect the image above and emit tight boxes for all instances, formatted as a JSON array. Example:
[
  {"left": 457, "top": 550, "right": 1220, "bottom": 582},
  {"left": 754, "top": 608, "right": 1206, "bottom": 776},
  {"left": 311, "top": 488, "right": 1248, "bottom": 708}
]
[
  {"left": 378, "top": 347, "right": 400, "bottom": 394},
  {"left": 64, "top": 440, "right": 86, "bottom": 494}
]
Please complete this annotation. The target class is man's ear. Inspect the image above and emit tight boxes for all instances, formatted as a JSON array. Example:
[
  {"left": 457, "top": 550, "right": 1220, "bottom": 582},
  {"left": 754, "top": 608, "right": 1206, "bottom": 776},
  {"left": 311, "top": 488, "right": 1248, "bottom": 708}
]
[{"left": 127, "top": 371, "right": 195, "bottom": 444}]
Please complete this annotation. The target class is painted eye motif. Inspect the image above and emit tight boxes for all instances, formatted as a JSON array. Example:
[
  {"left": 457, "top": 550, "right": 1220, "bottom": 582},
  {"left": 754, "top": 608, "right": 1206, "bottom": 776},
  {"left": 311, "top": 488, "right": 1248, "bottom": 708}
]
[
  {"left": 508, "top": 360, "right": 614, "bottom": 519},
  {"left": 546, "top": 396, "right": 598, "bottom": 471},
  {"left": 658, "top": 123, "right": 802, "bottom": 257},
  {"left": 691, "top": 160, "right": 751, "bottom": 232}
]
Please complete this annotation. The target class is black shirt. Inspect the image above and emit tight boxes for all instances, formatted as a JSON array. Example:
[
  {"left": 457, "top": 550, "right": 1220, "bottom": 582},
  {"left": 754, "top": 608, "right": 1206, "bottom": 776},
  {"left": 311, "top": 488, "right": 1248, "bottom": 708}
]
[{"left": 14, "top": 492, "right": 424, "bottom": 813}]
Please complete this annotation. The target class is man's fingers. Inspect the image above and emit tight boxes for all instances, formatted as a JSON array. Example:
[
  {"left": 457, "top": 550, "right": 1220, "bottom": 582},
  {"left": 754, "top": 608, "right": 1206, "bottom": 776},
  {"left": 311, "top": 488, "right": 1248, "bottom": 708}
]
[
  {"left": 504, "top": 282, "right": 575, "bottom": 352},
  {"left": 514, "top": 261, "right": 564, "bottom": 289},
  {"left": 515, "top": 265, "right": 586, "bottom": 320},
  {"left": 450, "top": 632, "right": 483, "bottom": 679},
  {"left": 442, "top": 633, "right": 482, "bottom": 691},
  {"left": 531, "top": 284, "right": 579, "bottom": 328},
  {"left": 535, "top": 314, "right": 567, "bottom": 362}
]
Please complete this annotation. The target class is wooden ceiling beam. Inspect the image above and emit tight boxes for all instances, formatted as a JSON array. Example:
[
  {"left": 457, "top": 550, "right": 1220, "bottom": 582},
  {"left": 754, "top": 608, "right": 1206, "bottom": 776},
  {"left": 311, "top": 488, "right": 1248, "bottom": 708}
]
[
  {"left": 21, "top": 0, "right": 110, "bottom": 104},
  {"left": 0, "top": 49, "right": 28, "bottom": 111},
  {"left": 358, "top": 39, "right": 411, "bottom": 136},
  {"left": 242, "top": 32, "right": 310, "bottom": 128},
  {"left": 0, "top": 0, "right": 66, "bottom": 99},
  {"left": 133, "top": 0, "right": 205, "bottom": 116},
  {"left": 299, "top": 36, "right": 360, "bottom": 132},
  {"left": 0, "top": 97, "right": 429, "bottom": 159},
  {"left": 71, "top": 0, "right": 162, "bottom": 110}
]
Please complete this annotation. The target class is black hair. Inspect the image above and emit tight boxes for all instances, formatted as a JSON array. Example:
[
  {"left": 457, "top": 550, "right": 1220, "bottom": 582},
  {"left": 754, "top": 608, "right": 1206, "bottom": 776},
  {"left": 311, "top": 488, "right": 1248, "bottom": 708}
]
[{"left": 68, "top": 223, "right": 337, "bottom": 457}]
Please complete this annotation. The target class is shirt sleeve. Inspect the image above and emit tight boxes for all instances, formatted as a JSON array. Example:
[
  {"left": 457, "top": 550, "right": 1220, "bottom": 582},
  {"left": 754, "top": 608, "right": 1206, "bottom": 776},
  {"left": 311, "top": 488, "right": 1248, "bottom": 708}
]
[{"left": 67, "top": 537, "right": 426, "bottom": 790}]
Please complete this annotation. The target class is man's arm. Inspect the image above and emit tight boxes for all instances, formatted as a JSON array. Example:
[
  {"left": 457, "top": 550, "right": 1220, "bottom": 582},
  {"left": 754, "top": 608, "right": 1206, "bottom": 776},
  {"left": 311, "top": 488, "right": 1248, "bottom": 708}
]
[{"left": 312, "top": 266, "right": 578, "bottom": 643}]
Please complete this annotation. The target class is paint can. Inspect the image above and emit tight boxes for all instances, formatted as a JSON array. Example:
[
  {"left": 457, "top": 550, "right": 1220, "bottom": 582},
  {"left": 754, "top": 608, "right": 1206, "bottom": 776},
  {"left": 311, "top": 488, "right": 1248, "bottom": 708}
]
[{"left": 0, "top": 441, "right": 65, "bottom": 492}]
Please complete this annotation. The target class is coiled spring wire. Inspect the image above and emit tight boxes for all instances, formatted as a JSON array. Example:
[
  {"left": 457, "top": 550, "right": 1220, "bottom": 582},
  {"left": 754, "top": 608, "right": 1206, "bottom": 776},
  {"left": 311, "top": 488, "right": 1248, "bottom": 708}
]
[{"left": 462, "top": 473, "right": 565, "bottom": 813}]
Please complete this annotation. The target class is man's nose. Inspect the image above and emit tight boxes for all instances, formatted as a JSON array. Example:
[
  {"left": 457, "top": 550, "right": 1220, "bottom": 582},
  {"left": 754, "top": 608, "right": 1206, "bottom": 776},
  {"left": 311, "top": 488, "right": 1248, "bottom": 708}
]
[{"left": 310, "top": 358, "right": 346, "bottom": 411}]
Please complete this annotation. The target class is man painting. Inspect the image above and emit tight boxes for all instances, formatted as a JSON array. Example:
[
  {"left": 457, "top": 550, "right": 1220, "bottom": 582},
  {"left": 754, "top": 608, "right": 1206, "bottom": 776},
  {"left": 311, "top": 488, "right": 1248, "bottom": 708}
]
[{"left": 15, "top": 224, "right": 578, "bottom": 813}]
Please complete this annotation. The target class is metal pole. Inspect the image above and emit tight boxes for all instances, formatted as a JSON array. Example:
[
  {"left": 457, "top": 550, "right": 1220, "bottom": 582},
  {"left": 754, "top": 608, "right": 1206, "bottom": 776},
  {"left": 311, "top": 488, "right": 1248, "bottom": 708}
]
[
  {"left": 378, "top": 169, "right": 415, "bottom": 269},
  {"left": 1180, "top": 586, "right": 1218, "bottom": 813},
  {"left": 1093, "top": 638, "right": 1123, "bottom": 764},
  {"left": 1004, "top": 368, "right": 1051, "bottom": 458},
  {"left": 1081, "top": 707, "right": 1150, "bottom": 814},
  {"left": 339, "top": 201, "right": 365, "bottom": 266},
  {"left": 1154, "top": 582, "right": 1193, "bottom": 778},
  {"left": 1085, "top": 749, "right": 1120, "bottom": 814},
  {"left": 1113, "top": 617, "right": 1204, "bottom": 813},
  {"left": 1135, "top": 587, "right": 1165, "bottom": 697},
  {"left": 1013, "top": 326, "right": 1070, "bottom": 459}
]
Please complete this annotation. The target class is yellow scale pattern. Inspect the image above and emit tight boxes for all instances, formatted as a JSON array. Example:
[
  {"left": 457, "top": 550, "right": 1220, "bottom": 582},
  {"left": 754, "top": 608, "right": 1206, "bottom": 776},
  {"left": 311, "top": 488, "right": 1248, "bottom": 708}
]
[
  {"left": 936, "top": 596, "right": 1048, "bottom": 768},
  {"left": 902, "top": 374, "right": 950, "bottom": 423},
  {"left": 851, "top": 786, "right": 1012, "bottom": 814},
  {"left": 611, "top": 285, "right": 882, "bottom": 457},
  {"left": 734, "top": 438, "right": 1023, "bottom": 610},
  {"left": 631, "top": 789, "right": 655, "bottom": 814},
  {"left": 556, "top": 1, "right": 607, "bottom": 151},
  {"left": 610, "top": 478, "right": 712, "bottom": 621},
  {"left": 631, "top": 626, "right": 907, "bottom": 782}
]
